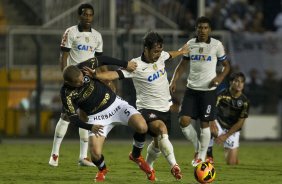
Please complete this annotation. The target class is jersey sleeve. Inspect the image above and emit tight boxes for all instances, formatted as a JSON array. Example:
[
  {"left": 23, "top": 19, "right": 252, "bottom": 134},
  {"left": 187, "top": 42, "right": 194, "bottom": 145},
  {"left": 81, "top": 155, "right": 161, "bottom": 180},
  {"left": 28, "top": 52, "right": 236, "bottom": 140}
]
[
  {"left": 216, "top": 41, "right": 227, "bottom": 62},
  {"left": 95, "top": 32, "right": 103, "bottom": 53},
  {"left": 60, "top": 88, "right": 78, "bottom": 117},
  {"left": 60, "top": 28, "right": 74, "bottom": 50},
  {"left": 240, "top": 100, "right": 250, "bottom": 118},
  {"left": 161, "top": 51, "right": 171, "bottom": 62},
  {"left": 120, "top": 69, "right": 134, "bottom": 78}
]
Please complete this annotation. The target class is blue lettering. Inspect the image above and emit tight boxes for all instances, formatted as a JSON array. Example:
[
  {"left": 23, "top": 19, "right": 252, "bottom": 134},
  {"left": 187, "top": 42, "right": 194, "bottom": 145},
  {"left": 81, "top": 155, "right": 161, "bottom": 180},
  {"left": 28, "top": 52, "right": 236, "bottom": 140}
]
[{"left": 190, "top": 55, "right": 212, "bottom": 62}]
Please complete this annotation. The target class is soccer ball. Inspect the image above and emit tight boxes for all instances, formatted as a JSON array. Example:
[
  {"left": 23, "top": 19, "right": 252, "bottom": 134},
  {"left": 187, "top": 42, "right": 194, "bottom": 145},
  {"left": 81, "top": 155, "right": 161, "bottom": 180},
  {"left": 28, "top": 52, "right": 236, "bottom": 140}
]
[{"left": 194, "top": 162, "right": 216, "bottom": 183}]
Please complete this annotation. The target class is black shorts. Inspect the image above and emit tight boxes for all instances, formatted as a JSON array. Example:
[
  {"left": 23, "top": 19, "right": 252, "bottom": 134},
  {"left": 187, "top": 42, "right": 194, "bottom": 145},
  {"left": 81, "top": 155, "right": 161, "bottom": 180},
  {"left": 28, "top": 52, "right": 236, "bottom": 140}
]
[
  {"left": 139, "top": 109, "right": 171, "bottom": 137},
  {"left": 179, "top": 88, "right": 216, "bottom": 122}
]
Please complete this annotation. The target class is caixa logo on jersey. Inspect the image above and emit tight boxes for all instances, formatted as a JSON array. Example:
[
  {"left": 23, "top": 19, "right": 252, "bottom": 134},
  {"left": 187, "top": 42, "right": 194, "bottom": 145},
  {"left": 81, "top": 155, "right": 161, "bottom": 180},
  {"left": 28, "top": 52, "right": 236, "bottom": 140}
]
[
  {"left": 148, "top": 69, "right": 166, "bottom": 82},
  {"left": 77, "top": 44, "right": 95, "bottom": 52},
  {"left": 190, "top": 55, "right": 211, "bottom": 62}
]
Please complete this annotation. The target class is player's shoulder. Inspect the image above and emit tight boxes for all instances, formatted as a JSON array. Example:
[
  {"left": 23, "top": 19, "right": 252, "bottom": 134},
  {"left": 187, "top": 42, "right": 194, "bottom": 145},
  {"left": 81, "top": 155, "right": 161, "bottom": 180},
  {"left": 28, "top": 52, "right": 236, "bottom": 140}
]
[
  {"left": 210, "top": 37, "right": 223, "bottom": 45},
  {"left": 91, "top": 28, "right": 102, "bottom": 36},
  {"left": 240, "top": 93, "right": 250, "bottom": 103}
]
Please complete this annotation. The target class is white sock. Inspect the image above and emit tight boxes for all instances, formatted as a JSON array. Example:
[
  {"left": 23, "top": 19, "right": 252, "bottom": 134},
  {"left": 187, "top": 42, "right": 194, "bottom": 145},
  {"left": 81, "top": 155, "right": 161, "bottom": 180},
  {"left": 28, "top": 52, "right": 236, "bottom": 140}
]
[
  {"left": 158, "top": 134, "right": 177, "bottom": 168},
  {"left": 51, "top": 118, "right": 69, "bottom": 156},
  {"left": 181, "top": 124, "right": 200, "bottom": 152},
  {"left": 199, "top": 127, "right": 211, "bottom": 161},
  {"left": 146, "top": 141, "right": 161, "bottom": 169},
  {"left": 79, "top": 128, "right": 89, "bottom": 160}
]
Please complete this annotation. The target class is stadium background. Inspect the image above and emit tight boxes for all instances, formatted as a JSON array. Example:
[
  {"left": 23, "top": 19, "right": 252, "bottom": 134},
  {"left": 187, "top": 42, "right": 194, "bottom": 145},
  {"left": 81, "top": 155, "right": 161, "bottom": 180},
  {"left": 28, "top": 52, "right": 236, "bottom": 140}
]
[{"left": 0, "top": 0, "right": 281, "bottom": 141}]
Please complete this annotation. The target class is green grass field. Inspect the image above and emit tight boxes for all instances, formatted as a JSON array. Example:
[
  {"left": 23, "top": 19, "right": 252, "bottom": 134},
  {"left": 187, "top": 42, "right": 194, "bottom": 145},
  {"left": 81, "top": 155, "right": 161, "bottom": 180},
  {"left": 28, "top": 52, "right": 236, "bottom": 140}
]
[{"left": 0, "top": 139, "right": 281, "bottom": 184}]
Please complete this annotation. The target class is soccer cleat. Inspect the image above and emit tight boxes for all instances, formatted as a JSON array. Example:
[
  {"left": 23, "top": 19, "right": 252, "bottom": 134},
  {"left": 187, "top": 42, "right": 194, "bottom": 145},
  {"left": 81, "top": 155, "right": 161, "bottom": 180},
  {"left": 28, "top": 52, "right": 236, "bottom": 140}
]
[
  {"left": 94, "top": 168, "right": 108, "bottom": 182},
  {"left": 206, "top": 156, "right": 214, "bottom": 165},
  {"left": 192, "top": 158, "right": 203, "bottom": 167},
  {"left": 49, "top": 154, "right": 59, "bottom": 167},
  {"left": 171, "top": 164, "right": 182, "bottom": 180},
  {"left": 147, "top": 169, "right": 156, "bottom": 181},
  {"left": 191, "top": 152, "right": 199, "bottom": 166},
  {"left": 78, "top": 157, "right": 95, "bottom": 167},
  {"left": 129, "top": 152, "right": 151, "bottom": 174}
]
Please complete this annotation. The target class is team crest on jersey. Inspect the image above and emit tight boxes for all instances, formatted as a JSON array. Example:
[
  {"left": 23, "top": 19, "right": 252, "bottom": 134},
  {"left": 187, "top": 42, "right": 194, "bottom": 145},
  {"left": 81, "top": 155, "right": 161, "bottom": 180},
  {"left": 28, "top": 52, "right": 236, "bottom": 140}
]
[
  {"left": 199, "top": 47, "right": 203, "bottom": 53},
  {"left": 83, "top": 76, "right": 90, "bottom": 83},
  {"left": 237, "top": 100, "right": 243, "bottom": 107},
  {"left": 85, "top": 37, "right": 89, "bottom": 43},
  {"left": 153, "top": 63, "right": 158, "bottom": 70}
]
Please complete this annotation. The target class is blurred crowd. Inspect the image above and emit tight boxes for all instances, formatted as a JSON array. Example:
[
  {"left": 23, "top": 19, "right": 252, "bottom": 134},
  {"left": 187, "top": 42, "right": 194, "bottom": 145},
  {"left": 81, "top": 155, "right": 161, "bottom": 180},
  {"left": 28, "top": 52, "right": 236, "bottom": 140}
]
[{"left": 117, "top": 0, "right": 282, "bottom": 33}]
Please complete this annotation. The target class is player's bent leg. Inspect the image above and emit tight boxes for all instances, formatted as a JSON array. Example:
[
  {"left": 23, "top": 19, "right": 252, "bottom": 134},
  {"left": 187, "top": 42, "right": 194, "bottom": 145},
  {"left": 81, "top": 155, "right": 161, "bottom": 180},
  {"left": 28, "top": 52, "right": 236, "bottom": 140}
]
[
  {"left": 128, "top": 114, "right": 148, "bottom": 134},
  {"left": 157, "top": 133, "right": 182, "bottom": 180},
  {"left": 49, "top": 117, "right": 69, "bottom": 167},
  {"left": 225, "top": 147, "right": 239, "bottom": 165},
  {"left": 145, "top": 139, "right": 161, "bottom": 181},
  {"left": 89, "top": 136, "right": 108, "bottom": 182},
  {"left": 179, "top": 116, "right": 200, "bottom": 165},
  {"left": 78, "top": 128, "right": 94, "bottom": 166}
]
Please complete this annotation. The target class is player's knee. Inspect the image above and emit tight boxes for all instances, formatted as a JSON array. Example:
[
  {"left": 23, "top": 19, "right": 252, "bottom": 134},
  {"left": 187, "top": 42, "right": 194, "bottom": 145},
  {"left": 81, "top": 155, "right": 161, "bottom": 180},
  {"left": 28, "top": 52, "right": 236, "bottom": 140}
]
[
  {"left": 135, "top": 120, "right": 148, "bottom": 134},
  {"left": 179, "top": 116, "right": 191, "bottom": 127},
  {"left": 55, "top": 118, "right": 70, "bottom": 137}
]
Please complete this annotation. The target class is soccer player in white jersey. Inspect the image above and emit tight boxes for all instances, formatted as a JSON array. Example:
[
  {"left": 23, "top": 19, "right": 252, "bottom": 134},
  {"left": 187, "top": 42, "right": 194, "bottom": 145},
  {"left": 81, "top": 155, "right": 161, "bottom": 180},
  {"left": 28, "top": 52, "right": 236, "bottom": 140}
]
[
  {"left": 49, "top": 3, "right": 104, "bottom": 167},
  {"left": 170, "top": 16, "right": 230, "bottom": 166},
  {"left": 92, "top": 32, "right": 189, "bottom": 181}
]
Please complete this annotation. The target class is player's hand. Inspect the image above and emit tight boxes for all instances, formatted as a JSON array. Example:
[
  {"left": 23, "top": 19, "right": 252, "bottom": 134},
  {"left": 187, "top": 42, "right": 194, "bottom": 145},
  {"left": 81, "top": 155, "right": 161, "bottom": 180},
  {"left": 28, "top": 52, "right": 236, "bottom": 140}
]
[
  {"left": 91, "top": 125, "right": 104, "bottom": 137},
  {"left": 126, "top": 61, "right": 137, "bottom": 72},
  {"left": 169, "top": 81, "right": 177, "bottom": 93},
  {"left": 83, "top": 66, "right": 96, "bottom": 77},
  {"left": 210, "top": 121, "right": 218, "bottom": 137},
  {"left": 178, "top": 43, "right": 189, "bottom": 55},
  {"left": 215, "top": 134, "right": 228, "bottom": 145},
  {"left": 208, "top": 77, "right": 221, "bottom": 88}
]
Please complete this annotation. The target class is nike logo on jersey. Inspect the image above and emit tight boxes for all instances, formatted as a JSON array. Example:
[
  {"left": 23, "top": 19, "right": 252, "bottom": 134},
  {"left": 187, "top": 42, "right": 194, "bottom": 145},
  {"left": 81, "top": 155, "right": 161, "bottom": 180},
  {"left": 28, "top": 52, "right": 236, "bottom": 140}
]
[
  {"left": 190, "top": 55, "right": 211, "bottom": 62},
  {"left": 142, "top": 67, "right": 148, "bottom": 71},
  {"left": 147, "top": 69, "right": 166, "bottom": 82},
  {"left": 204, "top": 114, "right": 209, "bottom": 118}
]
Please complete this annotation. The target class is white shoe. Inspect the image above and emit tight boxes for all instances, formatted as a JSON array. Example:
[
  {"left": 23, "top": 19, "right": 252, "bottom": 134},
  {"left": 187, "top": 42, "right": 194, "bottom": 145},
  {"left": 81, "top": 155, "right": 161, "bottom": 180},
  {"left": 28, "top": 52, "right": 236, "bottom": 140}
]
[
  {"left": 49, "top": 154, "right": 59, "bottom": 167},
  {"left": 78, "top": 158, "right": 95, "bottom": 167},
  {"left": 192, "top": 158, "right": 203, "bottom": 167}
]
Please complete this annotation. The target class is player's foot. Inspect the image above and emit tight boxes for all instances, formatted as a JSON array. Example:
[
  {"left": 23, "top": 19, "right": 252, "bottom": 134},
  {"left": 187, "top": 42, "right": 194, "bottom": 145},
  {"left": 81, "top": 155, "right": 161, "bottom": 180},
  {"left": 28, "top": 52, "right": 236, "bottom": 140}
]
[
  {"left": 191, "top": 152, "right": 198, "bottom": 166},
  {"left": 147, "top": 169, "right": 156, "bottom": 181},
  {"left": 206, "top": 156, "right": 214, "bottom": 165},
  {"left": 94, "top": 168, "right": 108, "bottom": 182},
  {"left": 78, "top": 157, "right": 95, "bottom": 167},
  {"left": 192, "top": 158, "right": 203, "bottom": 167},
  {"left": 171, "top": 164, "right": 182, "bottom": 180},
  {"left": 49, "top": 154, "right": 58, "bottom": 167},
  {"left": 129, "top": 152, "right": 151, "bottom": 174}
]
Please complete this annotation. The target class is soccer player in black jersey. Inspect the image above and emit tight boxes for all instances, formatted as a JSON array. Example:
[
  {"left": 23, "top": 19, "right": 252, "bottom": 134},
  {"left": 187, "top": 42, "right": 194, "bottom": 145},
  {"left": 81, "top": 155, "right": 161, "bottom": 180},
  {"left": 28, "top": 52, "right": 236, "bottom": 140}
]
[
  {"left": 207, "top": 72, "right": 250, "bottom": 165},
  {"left": 60, "top": 62, "right": 152, "bottom": 182}
]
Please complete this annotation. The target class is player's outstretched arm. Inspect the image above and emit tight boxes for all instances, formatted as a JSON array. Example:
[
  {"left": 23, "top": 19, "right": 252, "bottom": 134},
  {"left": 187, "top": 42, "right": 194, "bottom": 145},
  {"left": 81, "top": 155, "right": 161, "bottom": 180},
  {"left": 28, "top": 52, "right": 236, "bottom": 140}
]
[{"left": 168, "top": 43, "right": 189, "bottom": 59}]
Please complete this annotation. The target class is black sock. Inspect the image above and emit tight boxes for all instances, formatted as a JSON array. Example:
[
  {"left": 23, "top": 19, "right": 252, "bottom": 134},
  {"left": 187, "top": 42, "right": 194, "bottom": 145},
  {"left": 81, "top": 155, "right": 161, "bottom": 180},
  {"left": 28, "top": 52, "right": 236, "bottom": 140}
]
[
  {"left": 207, "top": 147, "right": 213, "bottom": 157},
  {"left": 132, "top": 132, "right": 146, "bottom": 158},
  {"left": 93, "top": 154, "right": 106, "bottom": 170}
]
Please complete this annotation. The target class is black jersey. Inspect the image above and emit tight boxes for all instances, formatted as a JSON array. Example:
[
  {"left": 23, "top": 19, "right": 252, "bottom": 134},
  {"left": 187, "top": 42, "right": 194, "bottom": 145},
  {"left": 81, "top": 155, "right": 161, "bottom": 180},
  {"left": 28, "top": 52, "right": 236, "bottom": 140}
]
[
  {"left": 216, "top": 89, "right": 250, "bottom": 130},
  {"left": 60, "top": 56, "right": 128, "bottom": 130}
]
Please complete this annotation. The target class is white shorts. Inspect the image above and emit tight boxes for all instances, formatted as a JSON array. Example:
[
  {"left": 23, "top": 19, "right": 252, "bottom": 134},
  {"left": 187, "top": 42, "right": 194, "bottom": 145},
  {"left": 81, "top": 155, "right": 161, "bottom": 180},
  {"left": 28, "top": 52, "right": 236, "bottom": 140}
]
[
  {"left": 87, "top": 96, "right": 140, "bottom": 137},
  {"left": 209, "top": 120, "right": 240, "bottom": 149}
]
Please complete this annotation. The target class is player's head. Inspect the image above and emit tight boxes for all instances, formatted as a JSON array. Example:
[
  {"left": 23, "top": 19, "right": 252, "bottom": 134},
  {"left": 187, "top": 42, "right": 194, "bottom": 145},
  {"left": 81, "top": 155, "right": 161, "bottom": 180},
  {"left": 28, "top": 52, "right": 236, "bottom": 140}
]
[
  {"left": 63, "top": 65, "right": 84, "bottom": 87},
  {"left": 143, "top": 31, "right": 164, "bottom": 63},
  {"left": 229, "top": 72, "right": 246, "bottom": 92},
  {"left": 78, "top": 3, "right": 94, "bottom": 29},
  {"left": 195, "top": 16, "right": 211, "bottom": 42}
]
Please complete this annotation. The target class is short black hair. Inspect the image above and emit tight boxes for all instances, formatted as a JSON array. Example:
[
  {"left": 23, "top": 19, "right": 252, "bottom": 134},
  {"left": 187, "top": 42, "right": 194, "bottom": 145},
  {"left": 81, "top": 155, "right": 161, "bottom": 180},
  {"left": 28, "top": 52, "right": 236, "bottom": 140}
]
[
  {"left": 229, "top": 72, "right": 246, "bottom": 82},
  {"left": 63, "top": 65, "right": 81, "bottom": 82},
  {"left": 143, "top": 31, "right": 163, "bottom": 50},
  {"left": 195, "top": 16, "right": 211, "bottom": 28},
  {"left": 78, "top": 3, "right": 94, "bottom": 15}
]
